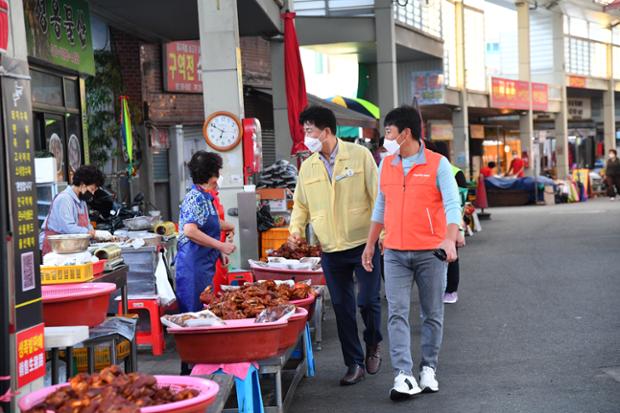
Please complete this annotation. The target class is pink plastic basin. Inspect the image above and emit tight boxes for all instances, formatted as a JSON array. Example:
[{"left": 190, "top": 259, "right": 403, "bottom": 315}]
[
  {"left": 18, "top": 375, "right": 219, "bottom": 413},
  {"left": 168, "top": 318, "right": 287, "bottom": 363},
  {"left": 251, "top": 267, "right": 326, "bottom": 285},
  {"left": 42, "top": 282, "right": 116, "bottom": 327},
  {"left": 278, "top": 307, "right": 308, "bottom": 352},
  {"left": 290, "top": 293, "right": 317, "bottom": 320}
]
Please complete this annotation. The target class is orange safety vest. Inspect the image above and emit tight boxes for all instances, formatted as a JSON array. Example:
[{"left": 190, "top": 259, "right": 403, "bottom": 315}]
[{"left": 380, "top": 148, "right": 446, "bottom": 251}]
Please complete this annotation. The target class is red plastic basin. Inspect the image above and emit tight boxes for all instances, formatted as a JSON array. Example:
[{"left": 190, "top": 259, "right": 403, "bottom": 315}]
[
  {"left": 278, "top": 307, "right": 308, "bottom": 352},
  {"left": 18, "top": 375, "right": 219, "bottom": 413},
  {"left": 168, "top": 318, "right": 287, "bottom": 363},
  {"left": 42, "top": 282, "right": 116, "bottom": 327},
  {"left": 290, "top": 293, "right": 317, "bottom": 320},
  {"left": 251, "top": 267, "right": 326, "bottom": 285}
]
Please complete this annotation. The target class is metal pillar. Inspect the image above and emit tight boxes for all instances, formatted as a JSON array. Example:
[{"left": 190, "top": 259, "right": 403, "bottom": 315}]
[
  {"left": 197, "top": 0, "right": 245, "bottom": 267},
  {"left": 270, "top": 37, "right": 293, "bottom": 162},
  {"left": 453, "top": 0, "right": 470, "bottom": 177},
  {"left": 375, "top": 0, "right": 398, "bottom": 127},
  {"left": 517, "top": 1, "right": 533, "bottom": 176},
  {"left": 552, "top": 12, "right": 569, "bottom": 179},
  {"left": 604, "top": 43, "right": 616, "bottom": 154}
]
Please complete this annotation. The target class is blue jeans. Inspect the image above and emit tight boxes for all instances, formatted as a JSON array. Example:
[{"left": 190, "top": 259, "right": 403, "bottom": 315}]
[
  {"left": 321, "top": 244, "right": 383, "bottom": 368},
  {"left": 384, "top": 249, "right": 447, "bottom": 376}
]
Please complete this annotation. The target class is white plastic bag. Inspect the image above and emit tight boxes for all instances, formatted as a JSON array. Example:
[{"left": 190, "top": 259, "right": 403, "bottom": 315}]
[{"left": 155, "top": 253, "right": 176, "bottom": 306}]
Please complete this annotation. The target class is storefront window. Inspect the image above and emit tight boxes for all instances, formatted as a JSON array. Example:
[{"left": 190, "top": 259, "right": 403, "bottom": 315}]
[
  {"left": 464, "top": 7, "right": 486, "bottom": 91},
  {"left": 442, "top": 0, "right": 457, "bottom": 87},
  {"left": 569, "top": 18, "right": 588, "bottom": 38},
  {"left": 31, "top": 70, "right": 63, "bottom": 107},
  {"left": 64, "top": 79, "right": 79, "bottom": 109},
  {"left": 394, "top": 0, "right": 442, "bottom": 38},
  {"left": 590, "top": 42, "right": 608, "bottom": 78}
]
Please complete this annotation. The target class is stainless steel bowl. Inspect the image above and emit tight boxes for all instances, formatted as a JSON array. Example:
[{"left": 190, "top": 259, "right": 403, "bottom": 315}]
[
  {"left": 47, "top": 234, "right": 91, "bottom": 254},
  {"left": 123, "top": 215, "right": 161, "bottom": 231}
]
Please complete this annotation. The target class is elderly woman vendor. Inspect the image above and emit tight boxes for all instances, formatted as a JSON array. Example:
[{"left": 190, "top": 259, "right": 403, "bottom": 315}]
[
  {"left": 175, "top": 151, "right": 236, "bottom": 313},
  {"left": 40, "top": 165, "right": 112, "bottom": 255}
]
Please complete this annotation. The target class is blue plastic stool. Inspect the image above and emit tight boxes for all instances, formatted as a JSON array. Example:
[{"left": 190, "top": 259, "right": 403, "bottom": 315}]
[
  {"left": 291, "top": 322, "right": 315, "bottom": 377},
  {"left": 213, "top": 365, "right": 264, "bottom": 413}
]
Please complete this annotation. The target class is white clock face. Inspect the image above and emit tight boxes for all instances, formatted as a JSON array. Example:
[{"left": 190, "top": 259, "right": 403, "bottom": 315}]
[{"left": 207, "top": 115, "right": 240, "bottom": 148}]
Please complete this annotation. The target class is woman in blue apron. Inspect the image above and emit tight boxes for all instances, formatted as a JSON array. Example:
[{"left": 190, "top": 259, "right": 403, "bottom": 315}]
[{"left": 175, "top": 151, "right": 236, "bottom": 314}]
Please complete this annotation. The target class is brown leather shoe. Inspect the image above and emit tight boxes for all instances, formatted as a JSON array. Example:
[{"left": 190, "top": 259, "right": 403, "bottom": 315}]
[
  {"left": 365, "top": 343, "right": 382, "bottom": 375},
  {"left": 339, "top": 365, "right": 365, "bottom": 386}
]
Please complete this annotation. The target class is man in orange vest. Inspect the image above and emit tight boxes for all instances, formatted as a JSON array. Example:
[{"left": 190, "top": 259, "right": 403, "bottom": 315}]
[{"left": 362, "top": 105, "right": 461, "bottom": 401}]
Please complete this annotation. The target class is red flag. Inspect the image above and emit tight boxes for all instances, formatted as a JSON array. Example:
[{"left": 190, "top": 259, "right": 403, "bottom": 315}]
[
  {"left": 474, "top": 174, "right": 489, "bottom": 209},
  {"left": 282, "top": 12, "right": 308, "bottom": 155}
]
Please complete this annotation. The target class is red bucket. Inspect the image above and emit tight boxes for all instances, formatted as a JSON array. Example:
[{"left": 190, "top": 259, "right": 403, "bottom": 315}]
[
  {"left": 169, "top": 318, "right": 287, "bottom": 363},
  {"left": 42, "top": 282, "right": 116, "bottom": 327},
  {"left": 278, "top": 307, "right": 308, "bottom": 352}
]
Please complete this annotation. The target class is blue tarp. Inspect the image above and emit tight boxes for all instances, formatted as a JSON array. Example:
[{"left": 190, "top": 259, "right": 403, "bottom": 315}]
[{"left": 485, "top": 176, "right": 556, "bottom": 203}]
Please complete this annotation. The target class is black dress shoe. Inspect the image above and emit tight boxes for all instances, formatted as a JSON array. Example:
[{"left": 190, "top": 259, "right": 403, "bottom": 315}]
[
  {"left": 340, "top": 364, "right": 365, "bottom": 386},
  {"left": 365, "top": 343, "right": 382, "bottom": 375}
]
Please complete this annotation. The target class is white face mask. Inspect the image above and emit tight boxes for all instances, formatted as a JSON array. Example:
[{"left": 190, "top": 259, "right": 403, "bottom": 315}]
[
  {"left": 304, "top": 135, "right": 323, "bottom": 153},
  {"left": 217, "top": 175, "right": 224, "bottom": 188},
  {"left": 383, "top": 133, "right": 403, "bottom": 156}
]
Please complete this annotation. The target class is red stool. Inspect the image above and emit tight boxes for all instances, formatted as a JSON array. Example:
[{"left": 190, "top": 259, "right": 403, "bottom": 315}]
[
  {"left": 226, "top": 270, "right": 254, "bottom": 286},
  {"left": 117, "top": 298, "right": 165, "bottom": 356}
]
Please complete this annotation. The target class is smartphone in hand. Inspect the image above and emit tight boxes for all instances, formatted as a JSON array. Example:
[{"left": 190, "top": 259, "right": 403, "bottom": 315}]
[{"left": 433, "top": 248, "right": 447, "bottom": 261}]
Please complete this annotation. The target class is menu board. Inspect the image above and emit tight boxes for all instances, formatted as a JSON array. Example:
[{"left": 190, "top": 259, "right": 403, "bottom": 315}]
[{"left": 1, "top": 56, "right": 42, "bottom": 333}]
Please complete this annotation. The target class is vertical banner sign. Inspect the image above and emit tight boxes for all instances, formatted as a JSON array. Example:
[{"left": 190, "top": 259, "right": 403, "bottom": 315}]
[
  {"left": 1, "top": 56, "right": 43, "bottom": 337},
  {"left": 24, "top": 0, "right": 95, "bottom": 75},
  {"left": 531, "top": 82, "right": 548, "bottom": 112},
  {"left": 16, "top": 323, "right": 45, "bottom": 388},
  {"left": 411, "top": 71, "right": 445, "bottom": 105},
  {"left": 163, "top": 40, "right": 202, "bottom": 93}
]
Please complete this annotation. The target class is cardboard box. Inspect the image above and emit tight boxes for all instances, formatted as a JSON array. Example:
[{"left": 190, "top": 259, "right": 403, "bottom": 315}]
[{"left": 34, "top": 157, "right": 56, "bottom": 183}]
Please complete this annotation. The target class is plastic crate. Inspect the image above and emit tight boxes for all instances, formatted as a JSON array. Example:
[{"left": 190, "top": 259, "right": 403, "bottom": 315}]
[
  {"left": 41, "top": 263, "right": 94, "bottom": 285},
  {"left": 92, "top": 259, "right": 106, "bottom": 276},
  {"left": 260, "top": 228, "right": 290, "bottom": 259},
  {"left": 57, "top": 340, "right": 131, "bottom": 374}
]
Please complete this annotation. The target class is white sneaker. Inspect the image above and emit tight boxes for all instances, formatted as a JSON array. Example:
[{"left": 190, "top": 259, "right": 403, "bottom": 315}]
[
  {"left": 390, "top": 370, "right": 422, "bottom": 400},
  {"left": 419, "top": 366, "right": 439, "bottom": 393}
]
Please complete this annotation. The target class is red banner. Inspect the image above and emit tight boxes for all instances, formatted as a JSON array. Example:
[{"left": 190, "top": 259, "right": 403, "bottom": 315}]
[
  {"left": 568, "top": 75, "right": 586, "bottom": 88},
  {"left": 0, "top": 1, "right": 8, "bottom": 53},
  {"left": 16, "top": 323, "right": 45, "bottom": 388},
  {"left": 531, "top": 82, "right": 548, "bottom": 111},
  {"left": 490, "top": 77, "right": 548, "bottom": 111},
  {"left": 163, "top": 40, "right": 202, "bottom": 93}
]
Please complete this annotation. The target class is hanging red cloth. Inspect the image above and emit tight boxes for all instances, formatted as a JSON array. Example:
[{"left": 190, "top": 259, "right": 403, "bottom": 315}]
[
  {"left": 474, "top": 174, "right": 489, "bottom": 210},
  {"left": 282, "top": 12, "right": 308, "bottom": 155}
]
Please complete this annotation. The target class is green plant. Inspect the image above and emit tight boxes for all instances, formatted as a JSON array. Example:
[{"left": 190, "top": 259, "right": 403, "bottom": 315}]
[{"left": 85, "top": 50, "right": 123, "bottom": 167}]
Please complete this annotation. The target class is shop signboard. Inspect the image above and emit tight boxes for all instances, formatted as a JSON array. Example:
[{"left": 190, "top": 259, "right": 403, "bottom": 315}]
[
  {"left": 16, "top": 323, "right": 46, "bottom": 388},
  {"left": 0, "top": 1, "right": 8, "bottom": 53},
  {"left": 411, "top": 71, "right": 445, "bottom": 105},
  {"left": 531, "top": 82, "right": 548, "bottom": 111},
  {"left": 429, "top": 121, "right": 453, "bottom": 141},
  {"left": 490, "top": 77, "right": 529, "bottom": 110},
  {"left": 24, "top": 0, "right": 95, "bottom": 75},
  {"left": 568, "top": 75, "right": 587, "bottom": 88},
  {"left": 567, "top": 97, "right": 591, "bottom": 120},
  {"left": 1, "top": 56, "right": 43, "bottom": 333},
  {"left": 163, "top": 40, "right": 202, "bottom": 93}
]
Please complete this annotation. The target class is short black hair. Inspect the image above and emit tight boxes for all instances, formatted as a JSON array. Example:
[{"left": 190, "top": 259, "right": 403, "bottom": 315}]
[
  {"left": 384, "top": 105, "right": 422, "bottom": 141},
  {"left": 299, "top": 105, "right": 337, "bottom": 135},
  {"left": 188, "top": 151, "right": 222, "bottom": 184},
  {"left": 72, "top": 165, "right": 105, "bottom": 187},
  {"left": 610, "top": 149, "right": 617, "bottom": 156},
  {"left": 488, "top": 161, "right": 497, "bottom": 168}
]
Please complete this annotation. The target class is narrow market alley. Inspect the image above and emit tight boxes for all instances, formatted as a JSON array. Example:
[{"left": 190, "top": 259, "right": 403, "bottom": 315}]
[{"left": 287, "top": 199, "right": 620, "bottom": 413}]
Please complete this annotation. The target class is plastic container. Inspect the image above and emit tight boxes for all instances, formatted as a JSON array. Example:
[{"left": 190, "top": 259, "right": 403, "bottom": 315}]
[
  {"left": 168, "top": 318, "right": 287, "bottom": 363},
  {"left": 251, "top": 266, "right": 326, "bottom": 285},
  {"left": 42, "top": 283, "right": 116, "bottom": 327},
  {"left": 18, "top": 375, "right": 220, "bottom": 413},
  {"left": 290, "top": 293, "right": 317, "bottom": 320},
  {"left": 59, "top": 340, "right": 131, "bottom": 374},
  {"left": 92, "top": 259, "right": 107, "bottom": 276},
  {"left": 40, "top": 262, "right": 94, "bottom": 285},
  {"left": 260, "top": 228, "right": 289, "bottom": 259},
  {"left": 278, "top": 307, "right": 308, "bottom": 352}
]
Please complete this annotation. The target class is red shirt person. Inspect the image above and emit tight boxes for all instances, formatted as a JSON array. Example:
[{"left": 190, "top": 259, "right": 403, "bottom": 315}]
[
  {"left": 480, "top": 161, "right": 496, "bottom": 178},
  {"left": 507, "top": 153, "right": 525, "bottom": 178}
]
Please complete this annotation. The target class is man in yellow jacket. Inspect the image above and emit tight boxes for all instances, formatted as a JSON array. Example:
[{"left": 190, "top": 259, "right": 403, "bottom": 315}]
[{"left": 288, "top": 106, "right": 382, "bottom": 386}]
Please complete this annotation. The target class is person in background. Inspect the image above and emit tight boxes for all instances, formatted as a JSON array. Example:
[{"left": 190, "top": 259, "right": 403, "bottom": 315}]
[
  {"left": 480, "top": 161, "right": 496, "bottom": 178},
  {"left": 362, "top": 106, "right": 461, "bottom": 401},
  {"left": 208, "top": 178, "right": 236, "bottom": 294},
  {"left": 506, "top": 152, "right": 525, "bottom": 178},
  {"left": 40, "top": 165, "right": 112, "bottom": 255},
  {"left": 604, "top": 149, "right": 620, "bottom": 200},
  {"left": 289, "top": 105, "right": 383, "bottom": 385},
  {"left": 175, "top": 151, "right": 236, "bottom": 314}
]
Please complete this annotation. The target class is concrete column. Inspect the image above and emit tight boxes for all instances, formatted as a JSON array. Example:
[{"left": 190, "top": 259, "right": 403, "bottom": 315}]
[
  {"left": 169, "top": 125, "right": 185, "bottom": 222},
  {"left": 516, "top": 1, "right": 533, "bottom": 176},
  {"left": 197, "top": 0, "right": 245, "bottom": 266},
  {"left": 270, "top": 38, "right": 293, "bottom": 162},
  {"left": 375, "top": 0, "right": 398, "bottom": 127},
  {"left": 551, "top": 12, "right": 569, "bottom": 179},
  {"left": 453, "top": 0, "right": 470, "bottom": 177},
  {"left": 604, "top": 43, "right": 616, "bottom": 154}
]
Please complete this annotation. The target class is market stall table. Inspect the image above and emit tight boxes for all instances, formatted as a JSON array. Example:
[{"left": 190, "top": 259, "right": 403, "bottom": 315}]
[
  {"left": 198, "top": 374, "right": 235, "bottom": 413},
  {"left": 45, "top": 326, "right": 89, "bottom": 385}
]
